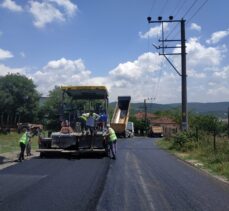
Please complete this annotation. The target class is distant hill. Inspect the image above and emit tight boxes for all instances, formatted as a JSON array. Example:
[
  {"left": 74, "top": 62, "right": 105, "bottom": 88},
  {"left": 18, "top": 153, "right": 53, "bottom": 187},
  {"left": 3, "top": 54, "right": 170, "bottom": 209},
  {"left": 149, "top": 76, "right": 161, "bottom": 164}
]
[{"left": 110, "top": 102, "right": 229, "bottom": 118}]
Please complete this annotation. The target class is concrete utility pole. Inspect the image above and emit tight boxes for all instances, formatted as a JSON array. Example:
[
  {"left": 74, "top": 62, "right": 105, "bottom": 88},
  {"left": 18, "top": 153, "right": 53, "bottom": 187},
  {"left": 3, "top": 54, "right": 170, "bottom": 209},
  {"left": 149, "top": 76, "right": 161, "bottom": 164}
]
[
  {"left": 147, "top": 16, "right": 188, "bottom": 131},
  {"left": 144, "top": 99, "right": 147, "bottom": 132},
  {"left": 180, "top": 19, "right": 188, "bottom": 131}
]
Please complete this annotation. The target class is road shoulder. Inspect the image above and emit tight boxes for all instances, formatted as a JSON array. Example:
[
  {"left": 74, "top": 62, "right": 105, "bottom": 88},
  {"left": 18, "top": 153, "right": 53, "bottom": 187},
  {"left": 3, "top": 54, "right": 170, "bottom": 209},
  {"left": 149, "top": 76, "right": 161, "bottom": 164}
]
[{"left": 0, "top": 151, "right": 39, "bottom": 170}]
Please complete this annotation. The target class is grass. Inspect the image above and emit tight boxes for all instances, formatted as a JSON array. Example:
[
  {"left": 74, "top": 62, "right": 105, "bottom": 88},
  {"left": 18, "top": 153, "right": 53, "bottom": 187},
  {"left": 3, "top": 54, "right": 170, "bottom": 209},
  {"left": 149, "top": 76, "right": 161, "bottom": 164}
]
[
  {"left": 0, "top": 132, "right": 40, "bottom": 154},
  {"left": 157, "top": 135, "right": 229, "bottom": 180}
]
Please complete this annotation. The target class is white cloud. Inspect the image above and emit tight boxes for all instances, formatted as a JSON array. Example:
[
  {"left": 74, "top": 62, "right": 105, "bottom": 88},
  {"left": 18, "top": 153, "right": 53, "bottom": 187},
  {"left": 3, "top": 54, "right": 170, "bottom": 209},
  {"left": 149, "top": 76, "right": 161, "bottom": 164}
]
[
  {"left": 206, "top": 29, "right": 229, "bottom": 44},
  {"left": 213, "top": 65, "right": 229, "bottom": 79},
  {"left": 139, "top": 23, "right": 169, "bottom": 39},
  {"left": 29, "top": 1, "right": 65, "bottom": 28},
  {"left": 20, "top": 52, "right": 26, "bottom": 58},
  {"left": 190, "top": 23, "right": 201, "bottom": 32},
  {"left": 1, "top": 0, "right": 23, "bottom": 12},
  {"left": 48, "top": 0, "right": 77, "bottom": 17},
  {"left": 28, "top": 0, "right": 78, "bottom": 28},
  {"left": 110, "top": 52, "right": 164, "bottom": 81},
  {"left": 1, "top": 36, "right": 229, "bottom": 103},
  {"left": 186, "top": 38, "right": 226, "bottom": 67},
  {"left": 31, "top": 58, "right": 91, "bottom": 95},
  {"left": 0, "top": 48, "right": 13, "bottom": 60},
  {"left": 0, "top": 64, "right": 25, "bottom": 75},
  {"left": 188, "top": 69, "right": 206, "bottom": 79}
]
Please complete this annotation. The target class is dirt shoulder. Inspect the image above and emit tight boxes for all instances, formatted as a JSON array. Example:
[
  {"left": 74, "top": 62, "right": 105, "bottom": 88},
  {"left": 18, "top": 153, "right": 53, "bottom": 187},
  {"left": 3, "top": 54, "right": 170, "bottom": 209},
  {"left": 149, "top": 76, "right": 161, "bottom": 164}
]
[
  {"left": 174, "top": 152, "right": 229, "bottom": 185},
  {"left": 0, "top": 150, "right": 39, "bottom": 170}
]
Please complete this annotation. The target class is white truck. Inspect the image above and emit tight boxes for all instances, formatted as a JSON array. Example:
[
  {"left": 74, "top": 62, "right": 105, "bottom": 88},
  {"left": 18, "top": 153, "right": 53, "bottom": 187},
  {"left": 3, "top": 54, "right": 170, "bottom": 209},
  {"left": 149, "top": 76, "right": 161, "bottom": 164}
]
[{"left": 126, "top": 122, "right": 134, "bottom": 138}]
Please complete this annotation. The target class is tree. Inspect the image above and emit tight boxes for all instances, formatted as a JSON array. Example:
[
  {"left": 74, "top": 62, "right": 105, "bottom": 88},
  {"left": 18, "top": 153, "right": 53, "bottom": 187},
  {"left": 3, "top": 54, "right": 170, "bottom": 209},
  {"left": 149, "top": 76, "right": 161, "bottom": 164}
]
[
  {"left": 129, "top": 115, "right": 146, "bottom": 135},
  {"left": 0, "top": 73, "right": 40, "bottom": 126},
  {"left": 192, "top": 114, "right": 224, "bottom": 151},
  {"left": 40, "top": 86, "right": 63, "bottom": 130}
]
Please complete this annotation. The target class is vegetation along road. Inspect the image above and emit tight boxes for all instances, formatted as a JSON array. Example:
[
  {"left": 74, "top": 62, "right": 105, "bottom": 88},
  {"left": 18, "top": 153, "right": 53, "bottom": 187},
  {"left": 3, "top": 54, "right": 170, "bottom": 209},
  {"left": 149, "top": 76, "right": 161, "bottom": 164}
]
[{"left": 1, "top": 137, "right": 229, "bottom": 211}]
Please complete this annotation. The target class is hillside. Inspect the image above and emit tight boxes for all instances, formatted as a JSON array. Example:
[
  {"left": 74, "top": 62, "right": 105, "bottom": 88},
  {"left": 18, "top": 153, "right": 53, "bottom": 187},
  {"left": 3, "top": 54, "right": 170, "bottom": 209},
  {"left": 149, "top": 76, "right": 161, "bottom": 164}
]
[{"left": 110, "top": 102, "right": 229, "bottom": 118}]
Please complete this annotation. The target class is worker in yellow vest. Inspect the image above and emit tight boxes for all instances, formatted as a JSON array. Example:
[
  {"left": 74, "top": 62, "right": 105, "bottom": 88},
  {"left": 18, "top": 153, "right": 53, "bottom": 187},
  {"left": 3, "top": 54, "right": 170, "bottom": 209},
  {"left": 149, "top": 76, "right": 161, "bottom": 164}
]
[
  {"left": 106, "top": 126, "right": 117, "bottom": 160},
  {"left": 18, "top": 128, "right": 30, "bottom": 162}
]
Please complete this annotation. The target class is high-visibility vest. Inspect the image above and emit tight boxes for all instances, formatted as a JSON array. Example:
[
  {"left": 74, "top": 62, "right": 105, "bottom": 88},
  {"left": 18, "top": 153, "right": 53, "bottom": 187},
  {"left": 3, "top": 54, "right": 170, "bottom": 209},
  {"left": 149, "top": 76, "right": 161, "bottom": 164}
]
[
  {"left": 81, "top": 113, "right": 90, "bottom": 121},
  {"left": 108, "top": 128, "right": 117, "bottom": 142},
  {"left": 92, "top": 113, "right": 100, "bottom": 120},
  {"left": 19, "top": 132, "right": 28, "bottom": 145}
]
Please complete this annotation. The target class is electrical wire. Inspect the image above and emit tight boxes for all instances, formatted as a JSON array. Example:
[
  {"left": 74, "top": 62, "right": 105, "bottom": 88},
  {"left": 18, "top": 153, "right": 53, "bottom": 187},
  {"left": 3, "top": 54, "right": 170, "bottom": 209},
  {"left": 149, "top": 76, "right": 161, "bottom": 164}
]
[
  {"left": 148, "top": 0, "right": 157, "bottom": 16},
  {"left": 182, "top": 0, "right": 199, "bottom": 18},
  {"left": 159, "top": 0, "right": 168, "bottom": 16},
  {"left": 187, "top": 0, "right": 209, "bottom": 24},
  {"left": 169, "top": 0, "right": 209, "bottom": 40},
  {"left": 172, "top": 0, "right": 187, "bottom": 18},
  {"left": 165, "top": 0, "right": 198, "bottom": 40},
  {"left": 154, "top": 65, "right": 163, "bottom": 102},
  {"left": 164, "top": 1, "right": 188, "bottom": 40}
]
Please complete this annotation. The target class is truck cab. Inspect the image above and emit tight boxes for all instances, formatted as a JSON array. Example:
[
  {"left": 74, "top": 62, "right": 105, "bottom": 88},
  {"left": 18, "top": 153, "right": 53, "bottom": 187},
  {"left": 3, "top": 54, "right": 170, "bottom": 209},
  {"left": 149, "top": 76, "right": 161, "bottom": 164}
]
[{"left": 126, "top": 122, "right": 134, "bottom": 138}]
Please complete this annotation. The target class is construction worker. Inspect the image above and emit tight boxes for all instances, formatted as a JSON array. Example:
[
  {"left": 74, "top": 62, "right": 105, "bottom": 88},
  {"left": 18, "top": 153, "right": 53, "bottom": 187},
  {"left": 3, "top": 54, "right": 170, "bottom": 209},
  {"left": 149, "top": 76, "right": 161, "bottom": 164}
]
[
  {"left": 79, "top": 113, "right": 89, "bottom": 133},
  {"left": 60, "top": 120, "right": 74, "bottom": 134},
  {"left": 98, "top": 111, "right": 108, "bottom": 131},
  {"left": 106, "top": 126, "right": 117, "bottom": 160},
  {"left": 18, "top": 128, "right": 30, "bottom": 162},
  {"left": 87, "top": 111, "right": 101, "bottom": 135},
  {"left": 26, "top": 130, "right": 32, "bottom": 156}
]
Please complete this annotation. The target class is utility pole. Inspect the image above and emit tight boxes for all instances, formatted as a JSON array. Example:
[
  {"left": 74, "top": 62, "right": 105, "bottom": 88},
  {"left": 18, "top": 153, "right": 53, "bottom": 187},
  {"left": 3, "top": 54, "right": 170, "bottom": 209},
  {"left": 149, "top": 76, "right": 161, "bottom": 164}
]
[
  {"left": 147, "top": 16, "right": 188, "bottom": 131},
  {"left": 181, "top": 19, "right": 188, "bottom": 131},
  {"left": 144, "top": 99, "right": 147, "bottom": 133}
]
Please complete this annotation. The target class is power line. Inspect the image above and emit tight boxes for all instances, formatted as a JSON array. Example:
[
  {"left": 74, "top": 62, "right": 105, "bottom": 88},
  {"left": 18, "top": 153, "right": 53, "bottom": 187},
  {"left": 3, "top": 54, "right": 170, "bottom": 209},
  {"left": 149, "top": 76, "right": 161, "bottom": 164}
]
[
  {"left": 182, "top": 0, "right": 199, "bottom": 18},
  {"left": 172, "top": 0, "right": 187, "bottom": 18},
  {"left": 165, "top": 0, "right": 190, "bottom": 40},
  {"left": 154, "top": 66, "right": 163, "bottom": 101},
  {"left": 170, "top": 0, "right": 209, "bottom": 40},
  {"left": 159, "top": 0, "right": 168, "bottom": 16},
  {"left": 187, "top": 0, "right": 209, "bottom": 24},
  {"left": 165, "top": 22, "right": 179, "bottom": 40},
  {"left": 148, "top": 0, "right": 157, "bottom": 16},
  {"left": 165, "top": 0, "right": 199, "bottom": 40}
]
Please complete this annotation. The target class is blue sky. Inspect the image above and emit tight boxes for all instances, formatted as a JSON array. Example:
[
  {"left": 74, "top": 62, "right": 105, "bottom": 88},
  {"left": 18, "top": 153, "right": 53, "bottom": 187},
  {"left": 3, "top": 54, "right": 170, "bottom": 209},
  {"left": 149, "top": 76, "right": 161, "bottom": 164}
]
[{"left": 0, "top": 0, "right": 228, "bottom": 103}]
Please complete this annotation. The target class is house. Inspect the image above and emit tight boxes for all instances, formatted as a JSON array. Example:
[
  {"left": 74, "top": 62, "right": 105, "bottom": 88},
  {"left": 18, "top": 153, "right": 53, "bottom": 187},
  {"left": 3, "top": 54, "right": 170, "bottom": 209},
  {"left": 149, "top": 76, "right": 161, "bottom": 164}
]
[{"left": 135, "top": 112, "right": 179, "bottom": 137}]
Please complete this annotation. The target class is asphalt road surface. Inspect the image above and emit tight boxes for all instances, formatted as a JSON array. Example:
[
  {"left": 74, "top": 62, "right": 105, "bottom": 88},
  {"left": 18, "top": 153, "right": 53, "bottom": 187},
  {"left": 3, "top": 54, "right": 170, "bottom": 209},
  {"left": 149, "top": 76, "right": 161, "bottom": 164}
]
[{"left": 1, "top": 137, "right": 229, "bottom": 211}]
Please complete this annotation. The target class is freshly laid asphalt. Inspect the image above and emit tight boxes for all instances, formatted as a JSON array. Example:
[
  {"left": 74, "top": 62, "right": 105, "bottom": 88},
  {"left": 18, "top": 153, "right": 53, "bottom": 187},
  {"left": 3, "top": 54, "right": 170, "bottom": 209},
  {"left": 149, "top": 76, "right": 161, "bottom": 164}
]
[{"left": 0, "top": 137, "right": 229, "bottom": 211}]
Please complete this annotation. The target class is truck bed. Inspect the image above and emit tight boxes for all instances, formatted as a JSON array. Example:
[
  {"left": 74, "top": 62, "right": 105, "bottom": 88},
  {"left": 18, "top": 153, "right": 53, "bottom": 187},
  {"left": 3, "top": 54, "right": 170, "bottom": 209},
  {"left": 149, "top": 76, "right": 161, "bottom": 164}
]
[{"left": 111, "top": 96, "right": 131, "bottom": 137}]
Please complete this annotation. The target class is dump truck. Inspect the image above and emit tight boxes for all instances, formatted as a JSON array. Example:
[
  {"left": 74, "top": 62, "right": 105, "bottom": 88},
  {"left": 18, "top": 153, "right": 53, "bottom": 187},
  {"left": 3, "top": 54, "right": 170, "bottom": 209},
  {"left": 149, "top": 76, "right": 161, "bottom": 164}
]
[
  {"left": 148, "top": 125, "right": 163, "bottom": 137},
  {"left": 37, "top": 86, "right": 109, "bottom": 157},
  {"left": 111, "top": 96, "right": 131, "bottom": 138}
]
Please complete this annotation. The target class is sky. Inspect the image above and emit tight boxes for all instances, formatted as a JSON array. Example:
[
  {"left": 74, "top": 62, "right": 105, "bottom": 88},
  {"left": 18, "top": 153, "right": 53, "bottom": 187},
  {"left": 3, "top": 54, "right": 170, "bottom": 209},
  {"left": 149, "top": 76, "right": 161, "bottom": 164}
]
[{"left": 0, "top": 0, "right": 228, "bottom": 103}]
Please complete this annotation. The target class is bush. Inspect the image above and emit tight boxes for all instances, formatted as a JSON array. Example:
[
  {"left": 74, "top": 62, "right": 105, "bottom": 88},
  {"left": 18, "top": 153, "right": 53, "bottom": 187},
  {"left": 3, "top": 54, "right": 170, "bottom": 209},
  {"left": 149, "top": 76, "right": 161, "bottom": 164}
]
[{"left": 170, "top": 131, "right": 197, "bottom": 152}]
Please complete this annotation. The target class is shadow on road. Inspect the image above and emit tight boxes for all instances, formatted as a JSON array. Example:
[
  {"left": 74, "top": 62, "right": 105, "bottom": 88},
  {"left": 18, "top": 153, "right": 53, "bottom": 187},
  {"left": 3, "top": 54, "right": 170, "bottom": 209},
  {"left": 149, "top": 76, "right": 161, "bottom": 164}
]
[{"left": 35, "top": 152, "right": 108, "bottom": 160}]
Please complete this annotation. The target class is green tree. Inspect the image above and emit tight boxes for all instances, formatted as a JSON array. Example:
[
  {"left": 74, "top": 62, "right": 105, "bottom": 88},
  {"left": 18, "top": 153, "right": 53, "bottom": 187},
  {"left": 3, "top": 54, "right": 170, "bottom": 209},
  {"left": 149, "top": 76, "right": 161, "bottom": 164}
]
[
  {"left": 0, "top": 73, "right": 40, "bottom": 126},
  {"left": 192, "top": 114, "right": 224, "bottom": 151},
  {"left": 129, "top": 115, "right": 146, "bottom": 135},
  {"left": 40, "top": 86, "right": 63, "bottom": 131}
]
